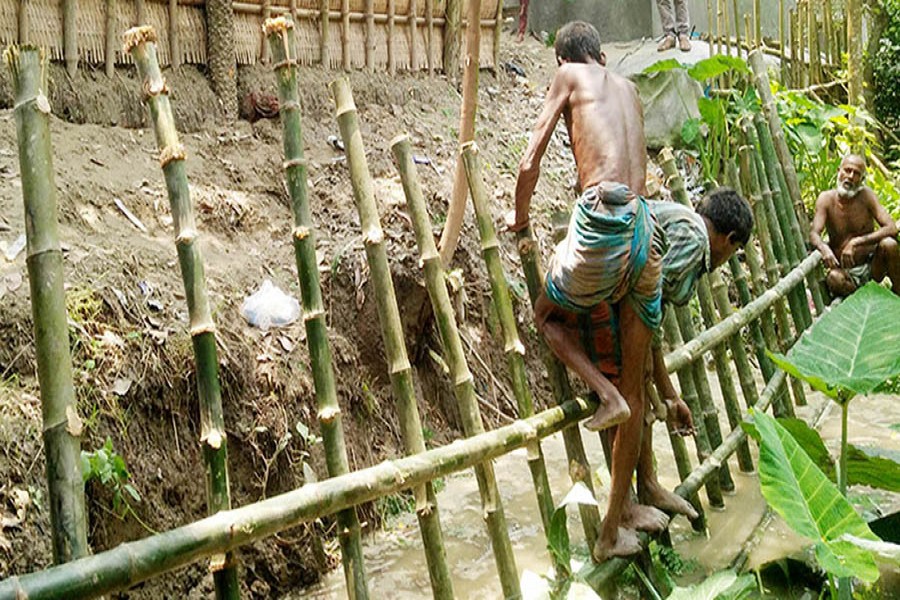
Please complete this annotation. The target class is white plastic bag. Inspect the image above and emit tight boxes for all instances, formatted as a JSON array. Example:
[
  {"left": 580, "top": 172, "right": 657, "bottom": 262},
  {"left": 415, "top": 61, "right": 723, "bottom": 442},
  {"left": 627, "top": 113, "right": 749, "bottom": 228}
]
[{"left": 240, "top": 279, "right": 300, "bottom": 331}]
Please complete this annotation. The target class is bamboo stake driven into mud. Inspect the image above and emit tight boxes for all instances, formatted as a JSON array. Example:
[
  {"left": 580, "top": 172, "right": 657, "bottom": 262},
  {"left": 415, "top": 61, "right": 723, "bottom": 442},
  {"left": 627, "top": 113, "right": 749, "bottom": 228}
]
[
  {"left": 341, "top": 0, "right": 350, "bottom": 70},
  {"left": 443, "top": 0, "right": 460, "bottom": 78},
  {"left": 387, "top": 0, "right": 395, "bottom": 74},
  {"left": 365, "top": 0, "right": 374, "bottom": 71},
  {"left": 408, "top": 0, "right": 418, "bottom": 70},
  {"left": 123, "top": 27, "right": 239, "bottom": 599},
  {"left": 461, "top": 142, "right": 561, "bottom": 565},
  {"left": 18, "top": 0, "right": 30, "bottom": 44},
  {"left": 426, "top": 0, "right": 433, "bottom": 73},
  {"left": 265, "top": 20, "right": 371, "bottom": 600},
  {"left": 63, "top": 0, "right": 77, "bottom": 75},
  {"left": 319, "top": 0, "right": 329, "bottom": 65},
  {"left": 513, "top": 225, "right": 602, "bottom": 548},
  {"left": 6, "top": 44, "right": 89, "bottom": 566},
  {"left": 105, "top": 0, "right": 116, "bottom": 76}
]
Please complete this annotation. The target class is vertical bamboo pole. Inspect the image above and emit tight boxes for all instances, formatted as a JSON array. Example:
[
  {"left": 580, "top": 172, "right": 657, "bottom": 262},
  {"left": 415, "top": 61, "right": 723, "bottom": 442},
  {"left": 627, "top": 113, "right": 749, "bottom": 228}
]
[
  {"left": 265, "top": 22, "right": 372, "bottom": 600},
  {"left": 847, "top": 0, "right": 862, "bottom": 104},
  {"left": 513, "top": 226, "right": 602, "bottom": 548},
  {"left": 425, "top": 0, "right": 434, "bottom": 74},
  {"left": 807, "top": 2, "right": 818, "bottom": 84},
  {"left": 790, "top": 9, "right": 798, "bottom": 87},
  {"left": 823, "top": 0, "right": 833, "bottom": 66},
  {"left": 438, "top": 0, "right": 481, "bottom": 265},
  {"left": 289, "top": 0, "right": 297, "bottom": 24},
  {"left": 135, "top": 0, "right": 144, "bottom": 25},
  {"left": 662, "top": 308, "right": 724, "bottom": 510},
  {"left": 659, "top": 150, "right": 752, "bottom": 474},
  {"left": 63, "top": 0, "right": 77, "bottom": 76},
  {"left": 6, "top": 45, "right": 89, "bottom": 565},
  {"left": 711, "top": 271, "right": 761, "bottom": 414},
  {"left": 387, "top": 0, "right": 395, "bottom": 75},
  {"left": 461, "top": 142, "right": 561, "bottom": 564},
  {"left": 123, "top": 27, "right": 239, "bottom": 598},
  {"left": 444, "top": 0, "right": 460, "bottom": 78},
  {"left": 732, "top": 0, "right": 741, "bottom": 56},
  {"left": 364, "top": 0, "right": 374, "bottom": 71},
  {"left": 319, "top": 0, "right": 329, "bottom": 65},
  {"left": 168, "top": 0, "right": 179, "bottom": 67},
  {"left": 779, "top": 0, "right": 787, "bottom": 82},
  {"left": 205, "top": 0, "right": 237, "bottom": 119},
  {"left": 797, "top": 0, "right": 807, "bottom": 86},
  {"left": 744, "top": 13, "right": 751, "bottom": 49},
  {"left": 492, "top": 0, "right": 501, "bottom": 69},
  {"left": 17, "top": 0, "right": 29, "bottom": 44},
  {"left": 332, "top": 78, "right": 519, "bottom": 598},
  {"left": 261, "top": 0, "right": 272, "bottom": 63},
  {"left": 105, "top": 0, "right": 116, "bottom": 76},
  {"left": 707, "top": 0, "right": 715, "bottom": 56},
  {"left": 408, "top": 0, "right": 418, "bottom": 70},
  {"left": 715, "top": 0, "right": 722, "bottom": 55},
  {"left": 748, "top": 50, "right": 811, "bottom": 241},
  {"left": 753, "top": 0, "right": 761, "bottom": 46},
  {"left": 341, "top": 0, "right": 350, "bottom": 70}
]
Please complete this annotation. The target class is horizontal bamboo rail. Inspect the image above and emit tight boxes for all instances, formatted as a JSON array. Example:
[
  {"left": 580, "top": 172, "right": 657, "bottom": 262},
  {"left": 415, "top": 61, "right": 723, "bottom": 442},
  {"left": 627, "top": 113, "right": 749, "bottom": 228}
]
[
  {"left": 665, "top": 251, "right": 821, "bottom": 374},
  {"left": 0, "top": 396, "right": 596, "bottom": 600}
]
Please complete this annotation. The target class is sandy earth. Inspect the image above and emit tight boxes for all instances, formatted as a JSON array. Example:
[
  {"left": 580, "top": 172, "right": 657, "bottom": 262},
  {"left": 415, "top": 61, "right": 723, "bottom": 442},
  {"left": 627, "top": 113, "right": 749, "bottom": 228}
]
[{"left": 0, "top": 33, "right": 589, "bottom": 597}]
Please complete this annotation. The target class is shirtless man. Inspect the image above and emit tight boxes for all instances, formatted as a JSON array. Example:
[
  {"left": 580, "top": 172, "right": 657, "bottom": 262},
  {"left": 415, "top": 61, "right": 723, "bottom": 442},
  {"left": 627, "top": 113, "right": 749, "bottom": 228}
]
[
  {"left": 510, "top": 21, "right": 664, "bottom": 562},
  {"left": 810, "top": 154, "right": 900, "bottom": 297}
]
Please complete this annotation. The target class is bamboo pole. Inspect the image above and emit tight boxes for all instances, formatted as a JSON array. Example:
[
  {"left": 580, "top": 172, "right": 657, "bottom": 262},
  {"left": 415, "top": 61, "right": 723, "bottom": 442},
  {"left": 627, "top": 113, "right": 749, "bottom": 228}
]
[
  {"left": 732, "top": 0, "right": 741, "bottom": 56},
  {"left": 748, "top": 50, "right": 811, "bottom": 241},
  {"left": 205, "top": 0, "right": 237, "bottom": 119},
  {"left": 807, "top": 2, "right": 818, "bottom": 84},
  {"left": 319, "top": 0, "right": 329, "bottom": 65},
  {"left": 513, "top": 226, "right": 602, "bottom": 548},
  {"left": 333, "top": 78, "right": 520, "bottom": 598},
  {"left": 123, "top": 27, "right": 239, "bottom": 598},
  {"left": 261, "top": 0, "right": 272, "bottom": 63},
  {"left": 779, "top": 0, "right": 787, "bottom": 82},
  {"left": 289, "top": 0, "right": 297, "bottom": 24},
  {"left": 461, "top": 142, "right": 560, "bottom": 561},
  {"left": 0, "top": 394, "right": 597, "bottom": 600},
  {"left": 408, "top": 0, "right": 418, "bottom": 70},
  {"left": 707, "top": 0, "right": 715, "bottom": 55},
  {"left": 360, "top": 0, "right": 372, "bottom": 70},
  {"left": 265, "top": 21, "right": 371, "bottom": 600},
  {"left": 17, "top": 0, "right": 29, "bottom": 44},
  {"left": 662, "top": 308, "right": 724, "bottom": 510},
  {"left": 753, "top": 0, "right": 761, "bottom": 47},
  {"left": 135, "top": 0, "right": 145, "bottom": 24},
  {"left": 105, "top": 0, "right": 116, "bottom": 76},
  {"left": 341, "top": 0, "right": 350, "bottom": 70},
  {"left": 168, "top": 0, "right": 179, "bottom": 67},
  {"left": 387, "top": 0, "right": 395, "bottom": 74},
  {"left": 438, "top": 0, "right": 481, "bottom": 265},
  {"left": 63, "top": 0, "right": 77, "bottom": 76},
  {"left": 6, "top": 44, "right": 89, "bottom": 565},
  {"left": 847, "top": 0, "right": 862, "bottom": 104},
  {"left": 715, "top": 0, "right": 722, "bottom": 56},
  {"left": 797, "top": 0, "right": 807, "bottom": 86},
  {"left": 823, "top": 0, "right": 833, "bottom": 66},
  {"left": 492, "top": 0, "right": 501, "bottom": 69},
  {"left": 744, "top": 13, "right": 751, "bottom": 50},
  {"left": 790, "top": 9, "right": 799, "bottom": 87},
  {"left": 443, "top": 0, "right": 460, "bottom": 77},
  {"left": 425, "top": 0, "right": 433, "bottom": 73}
]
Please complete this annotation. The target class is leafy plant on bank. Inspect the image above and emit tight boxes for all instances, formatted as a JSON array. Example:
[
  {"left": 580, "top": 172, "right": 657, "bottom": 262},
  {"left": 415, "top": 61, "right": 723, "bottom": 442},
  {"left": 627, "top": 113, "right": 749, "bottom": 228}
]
[
  {"left": 757, "top": 283, "right": 900, "bottom": 596},
  {"left": 81, "top": 438, "right": 152, "bottom": 532},
  {"left": 774, "top": 87, "right": 900, "bottom": 220},
  {"left": 870, "top": 0, "right": 900, "bottom": 154}
]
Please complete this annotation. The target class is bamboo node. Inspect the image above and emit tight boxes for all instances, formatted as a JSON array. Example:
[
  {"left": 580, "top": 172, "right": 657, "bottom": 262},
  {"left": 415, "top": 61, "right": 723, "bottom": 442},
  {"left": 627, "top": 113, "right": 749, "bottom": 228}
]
[
  {"left": 292, "top": 225, "right": 311, "bottom": 240},
  {"left": 263, "top": 16, "right": 293, "bottom": 36},
  {"left": 318, "top": 405, "right": 341, "bottom": 423},
  {"left": 159, "top": 143, "right": 186, "bottom": 168},
  {"left": 208, "top": 552, "right": 227, "bottom": 572},
  {"left": 506, "top": 339, "right": 525, "bottom": 356},
  {"left": 190, "top": 322, "right": 217, "bottom": 336},
  {"left": 13, "top": 93, "right": 51, "bottom": 115},
  {"left": 272, "top": 58, "right": 299, "bottom": 71},
  {"left": 303, "top": 308, "right": 325, "bottom": 322},
  {"left": 123, "top": 26, "right": 158, "bottom": 54},
  {"left": 517, "top": 237, "right": 535, "bottom": 255},
  {"left": 175, "top": 227, "right": 198, "bottom": 246},
  {"left": 280, "top": 100, "right": 300, "bottom": 113},
  {"left": 283, "top": 157, "right": 306, "bottom": 170},
  {"left": 205, "top": 429, "right": 224, "bottom": 450},
  {"left": 363, "top": 227, "right": 384, "bottom": 245},
  {"left": 66, "top": 405, "right": 84, "bottom": 437}
]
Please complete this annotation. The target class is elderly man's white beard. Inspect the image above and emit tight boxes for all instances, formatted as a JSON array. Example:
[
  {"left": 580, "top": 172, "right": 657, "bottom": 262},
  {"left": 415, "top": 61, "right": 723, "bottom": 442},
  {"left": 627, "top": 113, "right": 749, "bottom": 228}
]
[{"left": 836, "top": 175, "right": 863, "bottom": 199}]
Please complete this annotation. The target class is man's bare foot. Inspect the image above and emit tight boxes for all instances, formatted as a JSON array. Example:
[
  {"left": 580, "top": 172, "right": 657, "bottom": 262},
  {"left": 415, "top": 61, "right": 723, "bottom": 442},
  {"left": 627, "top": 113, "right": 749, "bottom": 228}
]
[
  {"left": 592, "top": 526, "right": 641, "bottom": 563},
  {"left": 640, "top": 485, "right": 699, "bottom": 520},
  {"left": 622, "top": 503, "right": 670, "bottom": 533},
  {"left": 583, "top": 401, "right": 630, "bottom": 432}
]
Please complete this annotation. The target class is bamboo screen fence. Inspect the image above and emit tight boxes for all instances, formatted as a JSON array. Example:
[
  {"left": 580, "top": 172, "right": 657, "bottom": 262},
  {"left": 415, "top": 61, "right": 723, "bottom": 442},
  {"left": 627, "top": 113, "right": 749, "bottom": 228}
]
[{"left": 0, "top": 0, "right": 499, "bottom": 70}]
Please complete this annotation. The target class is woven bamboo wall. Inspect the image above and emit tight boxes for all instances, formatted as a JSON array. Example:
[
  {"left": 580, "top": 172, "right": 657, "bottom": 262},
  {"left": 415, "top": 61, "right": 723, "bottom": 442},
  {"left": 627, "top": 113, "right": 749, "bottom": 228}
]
[{"left": 0, "top": 0, "right": 497, "bottom": 70}]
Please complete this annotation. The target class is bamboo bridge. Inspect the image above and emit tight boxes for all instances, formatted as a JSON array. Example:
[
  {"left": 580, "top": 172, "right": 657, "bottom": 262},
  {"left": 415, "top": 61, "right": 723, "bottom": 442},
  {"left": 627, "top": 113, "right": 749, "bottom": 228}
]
[{"left": 0, "top": 20, "right": 835, "bottom": 600}]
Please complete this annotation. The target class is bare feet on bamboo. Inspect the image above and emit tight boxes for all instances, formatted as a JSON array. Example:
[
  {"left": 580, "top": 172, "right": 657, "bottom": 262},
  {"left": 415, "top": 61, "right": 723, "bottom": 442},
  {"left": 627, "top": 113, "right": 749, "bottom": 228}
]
[
  {"left": 592, "top": 526, "right": 641, "bottom": 563},
  {"left": 639, "top": 484, "right": 699, "bottom": 520},
  {"left": 622, "top": 503, "right": 670, "bottom": 533},
  {"left": 583, "top": 392, "right": 630, "bottom": 431}
]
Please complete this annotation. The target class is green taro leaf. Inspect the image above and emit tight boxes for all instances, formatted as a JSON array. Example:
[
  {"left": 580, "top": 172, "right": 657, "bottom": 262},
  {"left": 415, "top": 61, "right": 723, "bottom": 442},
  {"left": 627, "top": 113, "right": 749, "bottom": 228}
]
[
  {"left": 777, "top": 417, "right": 836, "bottom": 478},
  {"left": 769, "top": 282, "right": 900, "bottom": 398},
  {"left": 666, "top": 569, "right": 755, "bottom": 600},
  {"left": 751, "top": 410, "right": 881, "bottom": 582},
  {"left": 846, "top": 445, "right": 900, "bottom": 492},
  {"left": 681, "top": 118, "right": 702, "bottom": 146},
  {"left": 698, "top": 97, "right": 726, "bottom": 130},
  {"left": 642, "top": 58, "right": 684, "bottom": 74},
  {"left": 686, "top": 55, "right": 749, "bottom": 81}
]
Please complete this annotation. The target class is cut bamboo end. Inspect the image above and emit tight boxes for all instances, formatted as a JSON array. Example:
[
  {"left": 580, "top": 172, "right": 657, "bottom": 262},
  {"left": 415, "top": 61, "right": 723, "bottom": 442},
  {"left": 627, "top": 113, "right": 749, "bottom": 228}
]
[
  {"left": 292, "top": 225, "right": 311, "bottom": 240},
  {"left": 318, "top": 405, "right": 341, "bottom": 423},
  {"left": 389, "top": 133, "right": 409, "bottom": 149},
  {"left": 363, "top": 227, "right": 384, "bottom": 245},
  {"left": 160, "top": 143, "right": 186, "bottom": 168},
  {"left": 263, "top": 16, "right": 293, "bottom": 36},
  {"left": 142, "top": 77, "right": 170, "bottom": 102},
  {"left": 460, "top": 140, "right": 478, "bottom": 156},
  {"left": 123, "top": 25, "right": 157, "bottom": 54},
  {"left": 175, "top": 227, "right": 198, "bottom": 246},
  {"left": 204, "top": 429, "right": 224, "bottom": 450}
]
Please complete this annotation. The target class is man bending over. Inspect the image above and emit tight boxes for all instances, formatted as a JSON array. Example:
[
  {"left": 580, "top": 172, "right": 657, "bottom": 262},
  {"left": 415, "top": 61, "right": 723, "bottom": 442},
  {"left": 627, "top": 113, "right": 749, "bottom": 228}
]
[{"left": 810, "top": 154, "right": 899, "bottom": 296}]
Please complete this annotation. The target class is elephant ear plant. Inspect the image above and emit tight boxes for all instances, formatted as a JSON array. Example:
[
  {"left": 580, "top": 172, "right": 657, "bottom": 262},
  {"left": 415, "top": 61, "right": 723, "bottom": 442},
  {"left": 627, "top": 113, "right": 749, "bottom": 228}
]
[{"left": 748, "top": 282, "right": 900, "bottom": 596}]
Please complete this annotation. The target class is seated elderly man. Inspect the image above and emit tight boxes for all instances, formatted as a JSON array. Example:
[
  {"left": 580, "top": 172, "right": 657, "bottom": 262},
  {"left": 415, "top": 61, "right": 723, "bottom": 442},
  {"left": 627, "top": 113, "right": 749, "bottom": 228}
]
[{"left": 810, "top": 154, "right": 900, "bottom": 297}]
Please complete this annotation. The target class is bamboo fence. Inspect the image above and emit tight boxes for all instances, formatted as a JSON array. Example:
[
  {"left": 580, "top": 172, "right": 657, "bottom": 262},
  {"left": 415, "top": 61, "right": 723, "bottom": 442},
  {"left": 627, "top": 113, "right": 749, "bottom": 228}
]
[{"left": 0, "top": 0, "right": 499, "bottom": 72}]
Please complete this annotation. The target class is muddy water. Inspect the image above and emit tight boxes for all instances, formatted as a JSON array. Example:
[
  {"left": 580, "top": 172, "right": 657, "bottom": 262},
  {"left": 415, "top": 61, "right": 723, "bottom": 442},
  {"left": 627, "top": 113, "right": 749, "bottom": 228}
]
[{"left": 301, "top": 387, "right": 900, "bottom": 599}]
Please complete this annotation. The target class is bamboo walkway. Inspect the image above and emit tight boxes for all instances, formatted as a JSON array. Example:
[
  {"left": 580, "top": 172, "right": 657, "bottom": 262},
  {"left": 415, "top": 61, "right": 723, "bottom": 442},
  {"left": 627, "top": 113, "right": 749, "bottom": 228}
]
[{"left": 1, "top": 23, "right": 835, "bottom": 600}]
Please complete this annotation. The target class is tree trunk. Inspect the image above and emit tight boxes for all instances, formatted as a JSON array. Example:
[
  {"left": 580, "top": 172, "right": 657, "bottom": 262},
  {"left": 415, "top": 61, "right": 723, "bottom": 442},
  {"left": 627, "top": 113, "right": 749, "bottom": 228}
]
[{"left": 205, "top": 0, "right": 237, "bottom": 120}]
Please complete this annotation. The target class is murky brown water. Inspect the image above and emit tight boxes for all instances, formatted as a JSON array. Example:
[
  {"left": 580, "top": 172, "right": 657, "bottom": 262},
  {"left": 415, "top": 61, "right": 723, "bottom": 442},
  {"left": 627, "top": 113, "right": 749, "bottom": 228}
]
[{"left": 299, "top": 384, "right": 900, "bottom": 599}]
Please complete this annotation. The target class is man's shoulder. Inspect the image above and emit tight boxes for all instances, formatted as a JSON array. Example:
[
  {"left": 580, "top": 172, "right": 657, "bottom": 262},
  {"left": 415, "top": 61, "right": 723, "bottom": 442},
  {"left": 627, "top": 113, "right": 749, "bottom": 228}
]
[{"left": 816, "top": 189, "right": 837, "bottom": 206}]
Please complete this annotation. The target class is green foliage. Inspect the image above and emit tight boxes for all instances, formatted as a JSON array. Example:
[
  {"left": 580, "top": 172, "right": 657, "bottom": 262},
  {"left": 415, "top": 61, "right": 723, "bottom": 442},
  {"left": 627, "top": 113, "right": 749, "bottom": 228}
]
[
  {"left": 666, "top": 569, "right": 755, "bottom": 600},
  {"left": 769, "top": 282, "right": 900, "bottom": 401},
  {"left": 744, "top": 410, "right": 882, "bottom": 583},
  {"left": 642, "top": 55, "right": 749, "bottom": 82},
  {"left": 870, "top": 0, "right": 900, "bottom": 153},
  {"left": 774, "top": 88, "right": 900, "bottom": 220},
  {"left": 81, "top": 438, "right": 141, "bottom": 518}
]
